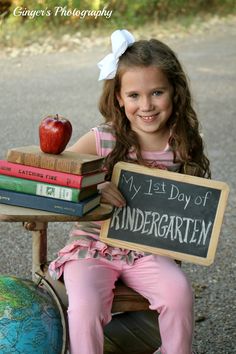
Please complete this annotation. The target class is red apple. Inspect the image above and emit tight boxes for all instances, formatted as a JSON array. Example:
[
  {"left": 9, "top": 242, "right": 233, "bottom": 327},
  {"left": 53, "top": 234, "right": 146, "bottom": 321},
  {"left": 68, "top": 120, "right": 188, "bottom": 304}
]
[{"left": 39, "top": 114, "right": 72, "bottom": 154}]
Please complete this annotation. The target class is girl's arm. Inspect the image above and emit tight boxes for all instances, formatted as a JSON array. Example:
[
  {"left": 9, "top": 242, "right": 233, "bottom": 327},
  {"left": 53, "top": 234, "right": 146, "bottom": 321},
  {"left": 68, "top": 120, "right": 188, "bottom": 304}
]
[
  {"left": 67, "top": 131, "right": 126, "bottom": 208},
  {"left": 67, "top": 131, "right": 97, "bottom": 154}
]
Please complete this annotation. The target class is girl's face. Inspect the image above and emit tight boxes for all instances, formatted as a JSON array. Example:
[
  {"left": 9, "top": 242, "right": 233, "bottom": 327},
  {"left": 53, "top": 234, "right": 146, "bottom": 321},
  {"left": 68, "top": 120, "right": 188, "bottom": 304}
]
[{"left": 117, "top": 66, "right": 173, "bottom": 145}]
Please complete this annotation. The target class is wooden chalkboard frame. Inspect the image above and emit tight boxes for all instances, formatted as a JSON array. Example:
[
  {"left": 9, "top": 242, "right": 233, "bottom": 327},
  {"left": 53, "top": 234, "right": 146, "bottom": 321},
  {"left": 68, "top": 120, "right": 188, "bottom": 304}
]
[{"left": 100, "top": 162, "right": 229, "bottom": 266}]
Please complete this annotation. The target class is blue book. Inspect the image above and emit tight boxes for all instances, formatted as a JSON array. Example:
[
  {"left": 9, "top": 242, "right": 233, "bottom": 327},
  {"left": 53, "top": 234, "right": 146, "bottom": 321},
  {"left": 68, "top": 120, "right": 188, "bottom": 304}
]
[{"left": 0, "top": 189, "right": 100, "bottom": 216}]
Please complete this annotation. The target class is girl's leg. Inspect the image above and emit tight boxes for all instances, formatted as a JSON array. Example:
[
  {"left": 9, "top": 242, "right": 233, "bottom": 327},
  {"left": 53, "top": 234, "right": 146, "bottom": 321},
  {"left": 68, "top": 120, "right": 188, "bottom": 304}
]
[
  {"left": 121, "top": 255, "right": 194, "bottom": 354},
  {"left": 63, "top": 259, "right": 119, "bottom": 354}
]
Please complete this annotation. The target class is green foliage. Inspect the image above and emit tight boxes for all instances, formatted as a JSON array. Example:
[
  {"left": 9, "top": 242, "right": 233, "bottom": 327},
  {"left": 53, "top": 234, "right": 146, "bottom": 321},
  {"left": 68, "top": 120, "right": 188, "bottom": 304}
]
[{"left": 0, "top": 0, "right": 235, "bottom": 47}]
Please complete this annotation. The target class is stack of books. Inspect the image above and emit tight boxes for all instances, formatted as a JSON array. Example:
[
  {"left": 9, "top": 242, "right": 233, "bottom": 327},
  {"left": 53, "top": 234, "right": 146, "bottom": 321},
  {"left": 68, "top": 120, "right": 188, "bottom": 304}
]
[{"left": 0, "top": 145, "right": 106, "bottom": 216}]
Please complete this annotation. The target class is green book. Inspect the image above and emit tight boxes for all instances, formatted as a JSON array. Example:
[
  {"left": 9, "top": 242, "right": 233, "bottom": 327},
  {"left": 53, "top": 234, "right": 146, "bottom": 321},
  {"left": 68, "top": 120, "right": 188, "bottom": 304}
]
[{"left": 0, "top": 174, "right": 98, "bottom": 202}]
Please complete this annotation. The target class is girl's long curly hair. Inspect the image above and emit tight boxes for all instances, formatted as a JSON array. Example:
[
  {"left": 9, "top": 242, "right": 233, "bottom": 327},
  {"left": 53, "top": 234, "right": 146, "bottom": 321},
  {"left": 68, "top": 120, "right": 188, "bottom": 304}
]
[{"left": 99, "top": 39, "right": 211, "bottom": 179}]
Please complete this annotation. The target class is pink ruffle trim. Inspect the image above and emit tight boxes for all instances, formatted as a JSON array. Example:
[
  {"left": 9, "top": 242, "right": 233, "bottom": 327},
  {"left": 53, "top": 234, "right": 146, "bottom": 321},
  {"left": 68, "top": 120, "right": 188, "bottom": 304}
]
[{"left": 49, "top": 238, "right": 144, "bottom": 280}]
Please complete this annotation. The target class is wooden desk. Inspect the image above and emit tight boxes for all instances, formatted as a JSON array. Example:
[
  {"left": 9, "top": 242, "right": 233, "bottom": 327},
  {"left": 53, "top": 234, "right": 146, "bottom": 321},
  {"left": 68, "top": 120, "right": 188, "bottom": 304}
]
[{"left": 0, "top": 203, "right": 113, "bottom": 280}]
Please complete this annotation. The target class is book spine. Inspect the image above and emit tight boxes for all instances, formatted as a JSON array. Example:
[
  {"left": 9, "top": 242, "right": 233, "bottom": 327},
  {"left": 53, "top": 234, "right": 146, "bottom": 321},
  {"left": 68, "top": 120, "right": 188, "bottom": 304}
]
[
  {"left": 7, "top": 150, "right": 83, "bottom": 174},
  {"left": 0, "top": 189, "right": 93, "bottom": 216},
  {"left": 0, "top": 160, "right": 84, "bottom": 188},
  {"left": 0, "top": 175, "right": 80, "bottom": 202}
]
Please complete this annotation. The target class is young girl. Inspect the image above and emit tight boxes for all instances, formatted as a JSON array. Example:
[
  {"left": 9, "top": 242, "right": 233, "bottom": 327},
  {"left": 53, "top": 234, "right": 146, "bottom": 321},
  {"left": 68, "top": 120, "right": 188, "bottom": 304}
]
[{"left": 49, "top": 29, "right": 210, "bottom": 354}]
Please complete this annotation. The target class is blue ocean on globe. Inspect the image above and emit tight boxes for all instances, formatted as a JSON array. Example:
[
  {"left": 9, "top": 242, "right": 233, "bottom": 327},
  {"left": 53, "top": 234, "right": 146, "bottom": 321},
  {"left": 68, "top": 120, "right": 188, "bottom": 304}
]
[{"left": 0, "top": 275, "right": 64, "bottom": 354}]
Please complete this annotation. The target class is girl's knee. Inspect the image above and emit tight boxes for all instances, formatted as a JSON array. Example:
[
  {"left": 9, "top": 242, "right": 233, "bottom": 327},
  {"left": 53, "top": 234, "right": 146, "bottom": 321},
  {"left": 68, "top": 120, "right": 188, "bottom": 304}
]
[
  {"left": 176, "top": 273, "right": 193, "bottom": 303},
  {"left": 164, "top": 271, "right": 193, "bottom": 311},
  {"left": 151, "top": 263, "right": 193, "bottom": 313}
]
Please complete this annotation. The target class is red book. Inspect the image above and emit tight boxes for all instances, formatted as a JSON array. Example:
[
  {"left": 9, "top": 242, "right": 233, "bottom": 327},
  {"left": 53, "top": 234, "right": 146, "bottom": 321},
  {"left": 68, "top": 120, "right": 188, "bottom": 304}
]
[{"left": 0, "top": 160, "right": 106, "bottom": 189}]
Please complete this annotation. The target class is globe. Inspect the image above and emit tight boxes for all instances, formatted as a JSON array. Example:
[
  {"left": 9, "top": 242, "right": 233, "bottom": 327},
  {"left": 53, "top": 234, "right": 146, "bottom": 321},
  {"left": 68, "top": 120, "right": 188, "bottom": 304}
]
[{"left": 0, "top": 275, "right": 65, "bottom": 354}]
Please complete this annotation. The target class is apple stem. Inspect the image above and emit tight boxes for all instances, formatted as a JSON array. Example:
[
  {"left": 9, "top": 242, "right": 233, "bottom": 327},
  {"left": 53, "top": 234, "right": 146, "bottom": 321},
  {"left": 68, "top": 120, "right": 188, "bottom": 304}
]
[{"left": 56, "top": 114, "right": 59, "bottom": 120}]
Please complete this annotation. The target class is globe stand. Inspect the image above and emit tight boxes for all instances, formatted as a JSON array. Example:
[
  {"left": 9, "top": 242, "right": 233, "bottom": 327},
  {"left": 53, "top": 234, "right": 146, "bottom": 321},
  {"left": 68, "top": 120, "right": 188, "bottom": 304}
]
[{"left": 35, "top": 272, "right": 68, "bottom": 354}]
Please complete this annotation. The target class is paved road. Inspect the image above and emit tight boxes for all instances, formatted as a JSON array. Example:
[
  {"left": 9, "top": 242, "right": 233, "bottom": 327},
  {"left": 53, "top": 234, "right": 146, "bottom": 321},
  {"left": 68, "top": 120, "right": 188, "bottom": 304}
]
[{"left": 0, "top": 20, "right": 235, "bottom": 353}]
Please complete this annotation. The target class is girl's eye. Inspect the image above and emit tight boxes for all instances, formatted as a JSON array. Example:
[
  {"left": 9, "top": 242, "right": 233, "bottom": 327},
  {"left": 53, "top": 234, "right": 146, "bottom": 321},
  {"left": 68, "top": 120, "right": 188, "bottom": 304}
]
[
  {"left": 153, "top": 90, "right": 163, "bottom": 96},
  {"left": 128, "top": 93, "right": 138, "bottom": 99}
]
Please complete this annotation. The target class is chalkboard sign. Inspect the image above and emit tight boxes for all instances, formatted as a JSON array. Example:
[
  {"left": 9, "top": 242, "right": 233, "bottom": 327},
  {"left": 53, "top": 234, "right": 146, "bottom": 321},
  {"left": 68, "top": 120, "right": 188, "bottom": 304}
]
[{"left": 100, "top": 162, "right": 229, "bottom": 265}]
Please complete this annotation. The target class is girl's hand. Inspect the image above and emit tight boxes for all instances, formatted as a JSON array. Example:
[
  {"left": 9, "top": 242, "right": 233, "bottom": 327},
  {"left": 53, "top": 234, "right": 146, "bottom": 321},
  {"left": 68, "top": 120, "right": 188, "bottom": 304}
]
[{"left": 97, "top": 181, "right": 126, "bottom": 208}]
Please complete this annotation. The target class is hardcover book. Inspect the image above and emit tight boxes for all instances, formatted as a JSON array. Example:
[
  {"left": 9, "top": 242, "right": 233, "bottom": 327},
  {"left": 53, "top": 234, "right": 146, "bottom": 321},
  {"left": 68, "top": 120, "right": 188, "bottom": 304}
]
[
  {"left": 0, "top": 174, "right": 98, "bottom": 202},
  {"left": 0, "top": 160, "right": 106, "bottom": 188},
  {"left": 6, "top": 145, "right": 104, "bottom": 174},
  {"left": 0, "top": 189, "right": 101, "bottom": 216}
]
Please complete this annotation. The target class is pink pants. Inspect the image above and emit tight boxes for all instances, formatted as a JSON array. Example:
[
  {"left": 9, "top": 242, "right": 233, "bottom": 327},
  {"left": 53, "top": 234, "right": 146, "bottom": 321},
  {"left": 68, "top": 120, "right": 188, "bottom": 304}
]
[{"left": 64, "top": 255, "right": 194, "bottom": 354}]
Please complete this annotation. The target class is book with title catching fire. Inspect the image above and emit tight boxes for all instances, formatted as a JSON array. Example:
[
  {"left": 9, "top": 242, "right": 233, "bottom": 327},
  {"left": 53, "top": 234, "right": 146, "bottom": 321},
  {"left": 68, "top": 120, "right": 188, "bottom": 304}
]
[{"left": 0, "top": 160, "right": 106, "bottom": 189}]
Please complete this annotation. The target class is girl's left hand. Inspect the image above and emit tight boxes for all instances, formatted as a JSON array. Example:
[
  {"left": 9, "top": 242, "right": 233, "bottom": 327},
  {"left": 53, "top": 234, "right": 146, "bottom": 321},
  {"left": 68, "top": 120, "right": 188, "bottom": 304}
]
[{"left": 97, "top": 181, "right": 126, "bottom": 208}]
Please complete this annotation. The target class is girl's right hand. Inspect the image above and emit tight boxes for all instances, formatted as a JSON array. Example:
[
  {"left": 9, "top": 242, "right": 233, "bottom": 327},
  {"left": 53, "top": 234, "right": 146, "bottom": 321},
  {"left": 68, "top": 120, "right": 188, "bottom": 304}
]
[{"left": 97, "top": 181, "right": 126, "bottom": 208}]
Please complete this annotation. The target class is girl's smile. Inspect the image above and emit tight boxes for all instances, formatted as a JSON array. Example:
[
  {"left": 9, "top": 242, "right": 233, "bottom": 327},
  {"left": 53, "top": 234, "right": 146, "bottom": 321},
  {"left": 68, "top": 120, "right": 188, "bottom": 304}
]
[
  {"left": 117, "top": 66, "right": 173, "bottom": 149},
  {"left": 138, "top": 113, "right": 159, "bottom": 122}
]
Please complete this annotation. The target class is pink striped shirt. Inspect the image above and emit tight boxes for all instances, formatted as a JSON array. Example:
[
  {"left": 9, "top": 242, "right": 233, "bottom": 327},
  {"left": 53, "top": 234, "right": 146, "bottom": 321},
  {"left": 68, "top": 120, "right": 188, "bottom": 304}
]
[
  {"left": 92, "top": 123, "right": 180, "bottom": 172},
  {"left": 49, "top": 123, "right": 181, "bottom": 280}
]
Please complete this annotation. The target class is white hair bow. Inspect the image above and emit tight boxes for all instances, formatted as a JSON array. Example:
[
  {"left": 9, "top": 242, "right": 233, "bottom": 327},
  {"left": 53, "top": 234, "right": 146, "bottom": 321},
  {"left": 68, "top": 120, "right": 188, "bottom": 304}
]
[{"left": 97, "top": 29, "right": 135, "bottom": 81}]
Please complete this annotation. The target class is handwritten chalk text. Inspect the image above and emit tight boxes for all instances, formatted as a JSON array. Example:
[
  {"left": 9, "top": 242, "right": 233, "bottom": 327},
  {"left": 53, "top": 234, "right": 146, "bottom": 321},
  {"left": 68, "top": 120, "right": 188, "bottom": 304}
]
[
  {"left": 121, "top": 173, "right": 212, "bottom": 210},
  {"left": 110, "top": 206, "right": 212, "bottom": 246}
]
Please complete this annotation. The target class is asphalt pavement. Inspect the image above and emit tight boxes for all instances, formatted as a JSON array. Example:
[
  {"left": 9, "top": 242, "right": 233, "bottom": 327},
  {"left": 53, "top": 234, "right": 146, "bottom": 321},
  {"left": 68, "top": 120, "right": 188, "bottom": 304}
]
[{"left": 0, "top": 19, "right": 235, "bottom": 353}]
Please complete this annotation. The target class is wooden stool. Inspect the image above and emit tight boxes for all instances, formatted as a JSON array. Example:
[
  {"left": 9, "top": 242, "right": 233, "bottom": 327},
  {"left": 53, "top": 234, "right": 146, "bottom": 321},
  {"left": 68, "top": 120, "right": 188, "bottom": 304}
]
[{"left": 112, "top": 279, "right": 150, "bottom": 312}]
